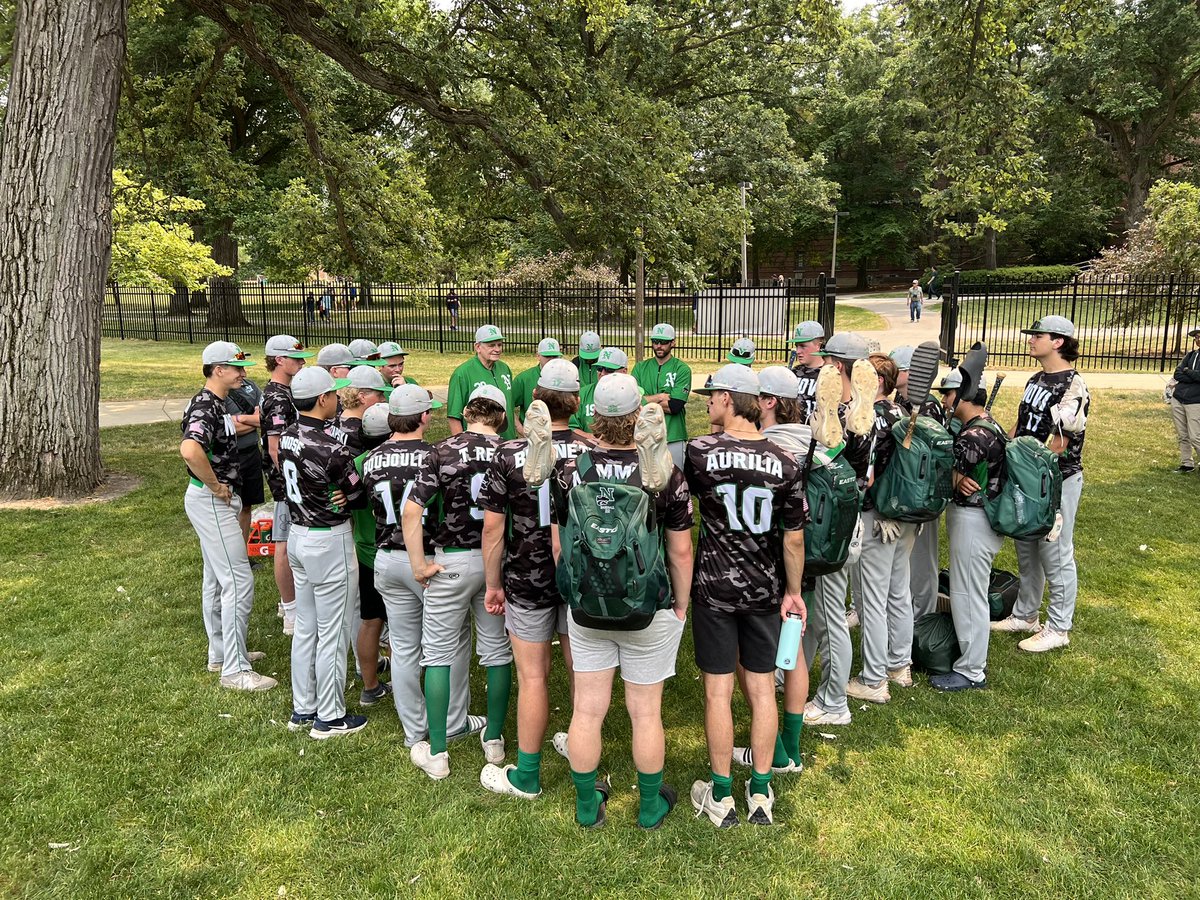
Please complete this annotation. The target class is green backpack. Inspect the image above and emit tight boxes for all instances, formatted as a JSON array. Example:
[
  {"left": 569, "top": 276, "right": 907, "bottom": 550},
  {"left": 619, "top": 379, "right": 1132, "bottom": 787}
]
[
  {"left": 971, "top": 419, "right": 1063, "bottom": 540},
  {"left": 912, "top": 612, "right": 958, "bottom": 675},
  {"left": 802, "top": 439, "right": 863, "bottom": 576},
  {"left": 869, "top": 416, "right": 954, "bottom": 523},
  {"left": 555, "top": 453, "right": 669, "bottom": 631}
]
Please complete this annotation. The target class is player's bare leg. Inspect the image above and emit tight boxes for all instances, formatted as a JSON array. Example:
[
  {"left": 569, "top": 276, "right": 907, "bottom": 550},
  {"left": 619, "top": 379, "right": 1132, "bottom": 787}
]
[{"left": 358, "top": 618, "right": 384, "bottom": 692}]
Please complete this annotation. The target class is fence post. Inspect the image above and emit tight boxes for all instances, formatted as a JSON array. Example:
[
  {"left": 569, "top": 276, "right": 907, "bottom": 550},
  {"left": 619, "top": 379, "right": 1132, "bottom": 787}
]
[
  {"left": 388, "top": 282, "right": 397, "bottom": 339},
  {"left": 940, "top": 270, "right": 961, "bottom": 363},
  {"left": 718, "top": 281, "right": 725, "bottom": 363},
  {"left": 301, "top": 283, "right": 309, "bottom": 348},
  {"left": 540, "top": 282, "right": 547, "bottom": 343},
  {"left": 150, "top": 287, "right": 159, "bottom": 341},
  {"left": 186, "top": 288, "right": 193, "bottom": 344},
  {"left": 438, "top": 283, "right": 446, "bottom": 355},
  {"left": 1160, "top": 274, "right": 1176, "bottom": 372},
  {"left": 1070, "top": 274, "right": 1079, "bottom": 324},
  {"left": 817, "top": 273, "right": 827, "bottom": 335},
  {"left": 344, "top": 282, "right": 352, "bottom": 344},
  {"left": 112, "top": 282, "right": 125, "bottom": 340},
  {"left": 260, "top": 280, "right": 269, "bottom": 345},
  {"left": 487, "top": 281, "right": 494, "bottom": 323}
]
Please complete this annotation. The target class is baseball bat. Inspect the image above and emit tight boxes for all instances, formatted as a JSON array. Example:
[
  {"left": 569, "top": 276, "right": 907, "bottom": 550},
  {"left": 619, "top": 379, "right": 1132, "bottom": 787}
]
[{"left": 985, "top": 373, "right": 1006, "bottom": 411}]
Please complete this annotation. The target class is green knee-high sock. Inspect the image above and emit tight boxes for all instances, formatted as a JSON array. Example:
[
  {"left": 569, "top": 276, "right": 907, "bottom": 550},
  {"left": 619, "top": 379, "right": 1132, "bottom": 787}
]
[
  {"left": 772, "top": 733, "right": 790, "bottom": 769},
  {"left": 507, "top": 750, "right": 542, "bottom": 794},
  {"left": 749, "top": 768, "right": 773, "bottom": 798},
  {"left": 782, "top": 712, "right": 805, "bottom": 765},
  {"left": 425, "top": 665, "right": 451, "bottom": 754},
  {"left": 571, "top": 767, "right": 600, "bottom": 826},
  {"left": 711, "top": 771, "right": 733, "bottom": 802},
  {"left": 637, "top": 770, "right": 668, "bottom": 829},
  {"left": 484, "top": 663, "right": 512, "bottom": 741}
]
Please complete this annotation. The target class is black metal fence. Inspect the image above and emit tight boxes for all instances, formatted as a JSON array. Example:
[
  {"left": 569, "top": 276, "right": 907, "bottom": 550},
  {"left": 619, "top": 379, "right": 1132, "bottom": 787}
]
[
  {"left": 104, "top": 278, "right": 837, "bottom": 362},
  {"left": 940, "top": 272, "right": 1200, "bottom": 371}
]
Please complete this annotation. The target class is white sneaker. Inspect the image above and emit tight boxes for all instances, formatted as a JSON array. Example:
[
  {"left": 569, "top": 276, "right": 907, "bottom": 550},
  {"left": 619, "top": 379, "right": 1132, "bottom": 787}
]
[
  {"left": 845, "top": 609, "right": 860, "bottom": 629},
  {"left": 219, "top": 670, "right": 277, "bottom": 692},
  {"left": 690, "top": 780, "right": 738, "bottom": 828},
  {"left": 276, "top": 600, "right": 285, "bottom": 620},
  {"left": 207, "top": 650, "right": 265, "bottom": 673},
  {"left": 732, "top": 746, "right": 801, "bottom": 775},
  {"left": 552, "top": 731, "right": 570, "bottom": 760},
  {"left": 846, "top": 359, "right": 877, "bottom": 436},
  {"left": 634, "top": 403, "right": 672, "bottom": 492},
  {"left": 803, "top": 700, "right": 851, "bottom": 726},
  {"left": 846, "top": 676, "right": 890, "bottom": 704},
  {"left": 744, "top": 781, "right": 776, "bottom": 826},
  {"left": 887, "top": 665, "right": 914, "bottom": 688},
  {"left": 410, "top": 740, "right": 450, "bottom": 780},
  {"left": 521, "top": 399, "right": 554, "bottom": 487},
  {"left": 1019, "top": 626, "right": 1070, "bottom": 653},
  {"left": 283, "top": 613, "right": 295, "bottom": 637},
  {"left": 448, "top": 714, "right": 487, "bottom": 741},
  {"left": 480, "top": 763, "right": 540, "bottom": 799},
  {"left": 811, "top": 365, "right": 844, "bottom": 449},
  {"left": 991, "top": 615, "right": 1042, "bottom": 634},
  {"left": 481, "top": 731, "right": 506, "bottom": 765}
]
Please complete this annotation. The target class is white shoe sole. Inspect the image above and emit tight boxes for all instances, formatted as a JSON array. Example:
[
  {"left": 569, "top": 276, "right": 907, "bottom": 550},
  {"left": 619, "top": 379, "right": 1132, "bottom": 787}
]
[
  {"left": 690, "top": 781, "right": 738, "bottom": 828},
  {"left": 991, "top": 618, "right": 1042, "bottom": 634},
  {"left": 803, "top": 703, "right": 851, "bottom": 726},
  {"left": 310, "top": 721, "right": 368, "bottom": 740},
  {"left": 410, "top": 742, "right": 450, "bottom": 780},
  {"left": 521, "top": 400, "right": 554, "bottom": 487},
  {"left": 480, "top": 763, "right": 540, "bottom": 799},
  {"left": 634, "top": 404, "right": 672, "bottom": 492},
  {"left": 744, "top": 784, "right": 775, "bottom": 826},
  {"left": 811, "top": 365, "right": 844, "bottom": 449},
  {"left": 1019, "top": 633, "right": 1070, "bottom": 653},
  {"left": 846, "top": 359, "right": 877, "bottom": 436}
]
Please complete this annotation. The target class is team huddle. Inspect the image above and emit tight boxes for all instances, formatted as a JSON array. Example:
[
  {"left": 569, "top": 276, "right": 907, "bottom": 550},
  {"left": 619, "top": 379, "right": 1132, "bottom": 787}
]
[{"left": 179, "top": 314, "right": 1089, "bottom": 829}]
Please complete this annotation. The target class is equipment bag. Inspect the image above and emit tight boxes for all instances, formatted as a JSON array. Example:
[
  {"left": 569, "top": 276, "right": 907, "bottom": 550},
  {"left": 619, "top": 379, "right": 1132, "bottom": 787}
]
[
  {"left": 556, "top": 453, "right": 669, "bottom": 631},
  {"left": 970, "top": 419, "right": 1063, "bottom": 540},
  {"left": 869, "top": 416, "right": 954, "bottom": 523},
  {"left": 912, "top": 612, "right": 958, "bottom": 675},
  {"left": 938, "top": 567, "right": 1019, "bottom": 621},
  {"left": 802, "top": 438, "right": 863, "bottom": 577}
]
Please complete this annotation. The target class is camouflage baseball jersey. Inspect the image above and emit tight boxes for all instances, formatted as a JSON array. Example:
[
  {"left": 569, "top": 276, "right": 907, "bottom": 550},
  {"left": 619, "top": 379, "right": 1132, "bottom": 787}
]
[
  {"left": 260, "top": 380, "right": 297, "bottom": 500},
  {"left": 836, "top": 402, "right": 874, "bottom": 482},
  {"left": 684, "top": 433, "right": 809, "bottom": 614},
  {"left": 1014, "top": 369, "right": 1090, "bottom": 478},
  {"left": 277, "top": 415, "right": 364, "bottom": 527},
  {"left": 791, "top": 362, "right": 822, "bottom": 423},
  {"left": 181, "top": 388, "right": 241, "bottom": 488},
  {"left": 409, "top": 431, "right": 502, "bottom": 549},
  {"left": 361, "top": 438, "right": 435, "bottom": 552},
  {"left": 952, "top": 415, "right": 1006, "bottom": 508},
  {"left": 478, "top": 428, "right": 595, "bottom": 609},
  {"left": 337, "top": 416, "right": 366, "bottom": 454},
  {"left": 862, "top": 398, "right": 903, "bottom": 513},
  {"left": 552, "top": 448, "right": 693, "bottom": 533}
]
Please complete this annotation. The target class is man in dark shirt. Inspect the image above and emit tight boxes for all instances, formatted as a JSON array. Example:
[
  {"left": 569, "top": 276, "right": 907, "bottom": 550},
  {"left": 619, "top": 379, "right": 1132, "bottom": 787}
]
[{"left": 787, "top": 320, "right": 825, "bottom": 421}]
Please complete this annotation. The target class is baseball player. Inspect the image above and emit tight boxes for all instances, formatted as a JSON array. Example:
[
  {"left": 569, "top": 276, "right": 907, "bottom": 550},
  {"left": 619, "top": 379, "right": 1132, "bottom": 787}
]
[
  {"left": 317, "top": 343, "right": 355, "bottom": 379},
  {"left": 378, "top": 341, "right": 419, "bottom": 387},
  {"left": 511, "top": 337, "right": 563, "bottom": 430},
  {"left": 478, "top": 358, "right": 594, "bottom": 799},
  {"left": 446, "top": 324, "right": 517, "bottom": 440},
  {"left": 223, "top": 368, "right": 264, "bottom": 546},
  {"left": 570, "top": 346, "right": 628, "bottom": 433},
  {"left": 631, "top": 323, "right": 692, "bottom": 468},
  {"left": 261, "top": 335, "right": 316, "bottom": 636},
  {"left": 787, "top": 320, "right": 825, "bottom": 421},
  {"left": 687, "top": 365, "right": 808, "bottom": 829},
  {"left": 180, "top": 341, "right": 275, "bottom": 691},
  {"left": 993, "top": 315, "right": 1090, "bottom": 652},
  {"left": 403, "top": 384, "right": 513, "bottom": 779},
  {"left": 334, "top": 366, "right": 392, "bottom": 454},
  {"left": 361, "top": 386, "right": 479, "bottom": 747},
  {"left": 572, "top": 330, "right": 602, "bottom": 392},
  {"left": 727, "top": 337, "right": 756, "bottom": 367},
  {"left": 279, "top": 366, "right": 368, "bottom": 739}
]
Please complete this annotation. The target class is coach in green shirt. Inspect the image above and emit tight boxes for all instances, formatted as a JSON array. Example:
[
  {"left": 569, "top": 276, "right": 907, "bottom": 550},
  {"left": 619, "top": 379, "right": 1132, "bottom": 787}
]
[
  {"left": 572, "top": 330, "right": 602, "bottom": 392},
  {"left": 447, "top": 324, "right": 517, "bottom": 439},
  {"left": 512, "top": 337, "right": 562, "bottom": 428},
  {"left": 631, "top": 322, "right": 692, "bottom": 467}
]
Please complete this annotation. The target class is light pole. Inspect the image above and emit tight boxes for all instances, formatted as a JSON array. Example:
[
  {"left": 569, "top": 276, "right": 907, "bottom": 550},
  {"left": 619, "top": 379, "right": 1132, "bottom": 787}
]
[
  {"left": 740, "top": 181, "right": 752, "bottom": 286},
  {"left": 831, "top": 210, "right": 849, "bottom": 283}
]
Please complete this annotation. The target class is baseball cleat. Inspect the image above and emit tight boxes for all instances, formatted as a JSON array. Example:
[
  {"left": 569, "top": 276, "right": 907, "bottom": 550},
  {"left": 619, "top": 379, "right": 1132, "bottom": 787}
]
[
  {"left": 634, "top": 402, "right": 672, "bottom": 492},
  {"left": 803, "top": 700, "right": 851, "bottom": 726},
  {"left": 846, "top": 676, "right": 890, "bottom": 704},
  {"left": 811, "top": 364, "right": 844, "bottom": 449},
  {"left": 1019, "top": 626, "right": 1070, "bottom": 653},
  {"left": 846, "top": 359, "right": 877, "bottom": 435},
  {"left": 521, "top": 400, "right": 554, "bottom": 487}
]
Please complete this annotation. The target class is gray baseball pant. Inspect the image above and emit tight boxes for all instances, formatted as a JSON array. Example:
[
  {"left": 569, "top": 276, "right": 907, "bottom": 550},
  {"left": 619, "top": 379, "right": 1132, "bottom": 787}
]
[
  {"left": 803, "top": 567, "right": 852, "bottom": 714},
  {"left": 946, "top": 505, "right": 1003, "bottom": 682},
  {"left": 1170, "top": 398, "right": 1200, "bottom": 465},
  {"left": 1013, "top": 472, "right": 1082, "bottom": 632},
  {"left": 668, "top": 441, "right": 686, "bottom": 470},
  {"left": 909, "top": 517, "right": 941, "bottom": 618},
  {"left": 375, "top": 549, "right": 473, "bottom": 745},
  {"left": 184, "top": 483, "right": 252, "bottom": 678},
  {"left": 850, "top": 510, "right": 916, "bottom": 684},
  {"left": 420, "top": 549, "right": 512, "bottom": 668},
  {"left": 288, "top": 522, "right": 359, "bottom": 722}
]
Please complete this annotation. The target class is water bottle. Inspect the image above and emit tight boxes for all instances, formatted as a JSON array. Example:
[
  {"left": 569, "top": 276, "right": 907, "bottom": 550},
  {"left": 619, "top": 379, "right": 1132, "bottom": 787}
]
[{"left": 776, "top": 612, "right": 805, "bottom": 670}]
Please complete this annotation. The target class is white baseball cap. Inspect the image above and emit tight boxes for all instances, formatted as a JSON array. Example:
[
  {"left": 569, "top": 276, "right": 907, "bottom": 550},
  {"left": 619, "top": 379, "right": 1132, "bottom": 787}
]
[
  {"left": 788, "top": 321, "right": 824, "bottom": 344},
  {"left": 362, "top": 402, "right": 392, "bottom": 438},
  {"left": 593, "top": 373, "right": 642, "bottom": 416},
  {"left": 377, "top": 340, "right": 408, "bottom": 358},
  {"left": 317, "top": 343, "right": 354, "bottom": 368},
  {"left": 469, "top": 384, "right": 508, "bottom": 407},
  {"left": 758, "top": 366, "right": 799, "bottom": 399},
  {"left": 389, "top": 383, "right": 443, "bottom": 415},
  {"left": 650, "top": 323, "right": 676, "bottom": 341},
  {"left": 595, "top": 347, "right": 628, "bottom": 371},
  {"left": 936, "top": 369, "right": 963, "bottom": 392},
  {"left": 349, "top": 339, "right": 379, "bottom": 359},
  {"left": 1021, "top": 315, "right": 1075, "bottom": 338},
  {"left": 265, "top": 335, "right": 315, "bottom": 359},
  {"left": 536, "top": 337, "right": 562, "bottom": 357},
  {"left": 817, "top": 332, "right": 871, "bottom": 360},
  {"left": 578, "top": 331, "right": 601, "bottom": 360},
  {"left": 475, "top": 324, "right": 504, "bottom": 343},
  {"left": 291, "top": 366, "right": 337, "bottom": 400},
  {"left": 537, "top": 358, "right": 580, "bottom": 392},
  {"left": 336, "top": 365, "right": 393, "bottom": 395},
  {"left": 889, "top": 346, "right": 915, "bottom": 371},
  {"left": 202, "top": 341, "right": 255, "bottom": 367},
  {"left": 694, "top": 363, "right": 761, "bottom": 397},
  {"left": 727, "top": 338, "right": 756, "bottom": 365}
]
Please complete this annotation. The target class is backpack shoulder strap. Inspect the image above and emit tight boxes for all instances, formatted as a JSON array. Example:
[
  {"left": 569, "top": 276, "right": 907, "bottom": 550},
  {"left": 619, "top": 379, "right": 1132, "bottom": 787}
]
[{"left": 575, "top": 451, "right": 594, "bottom": 483}]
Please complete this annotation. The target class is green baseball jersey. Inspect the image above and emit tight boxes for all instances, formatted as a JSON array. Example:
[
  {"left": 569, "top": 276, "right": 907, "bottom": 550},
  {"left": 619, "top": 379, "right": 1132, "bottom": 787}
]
[
  {"left": 447, "top": 355, "right": 516, "bottom": 440},
  {"left": 569, "top": 381, "right": 597, "bottom": 433},
  {"left": 632, "top": 355, "right": 692, "bottom": 443},
  {"left": 573, "top": 356, "right": 599, "bottom": 392},
  {"left": 511, "top": 364, "right": 542, "bottom": 422},
  {"left": 351, "top": 453, "right": 378, "bottom": 568}
]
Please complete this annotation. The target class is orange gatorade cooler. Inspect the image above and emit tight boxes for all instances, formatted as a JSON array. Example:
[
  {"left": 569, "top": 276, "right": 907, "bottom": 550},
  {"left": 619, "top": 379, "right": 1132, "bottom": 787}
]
[{"left": 247, "top": 507, "right": 275, "bottom": 558}]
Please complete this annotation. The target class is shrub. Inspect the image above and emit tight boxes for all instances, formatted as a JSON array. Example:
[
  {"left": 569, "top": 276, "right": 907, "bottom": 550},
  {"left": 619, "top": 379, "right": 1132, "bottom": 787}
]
[{"left": 923, "top": 265, "right": 1079, "bottom": 288}]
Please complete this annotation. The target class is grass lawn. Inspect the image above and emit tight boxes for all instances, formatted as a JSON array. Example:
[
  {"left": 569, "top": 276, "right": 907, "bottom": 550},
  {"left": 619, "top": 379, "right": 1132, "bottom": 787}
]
[{"left": 2, "top": 388, "right": 1197, "bottom": 897}]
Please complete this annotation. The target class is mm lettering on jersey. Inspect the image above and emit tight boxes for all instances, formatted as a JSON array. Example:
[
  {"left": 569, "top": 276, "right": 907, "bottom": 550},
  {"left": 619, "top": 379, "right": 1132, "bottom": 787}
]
[
  {"left": 572, "top": 461, "right": 637, "bottom": 484},
  {"left": 705, "top": 450, "right": 784, "bottom": 478},
  {"left": 279, "top": 434, "right": 304, "bottom": 455},
  {"left": 362, "top": 449, "right": 427, "bottom": 475}
]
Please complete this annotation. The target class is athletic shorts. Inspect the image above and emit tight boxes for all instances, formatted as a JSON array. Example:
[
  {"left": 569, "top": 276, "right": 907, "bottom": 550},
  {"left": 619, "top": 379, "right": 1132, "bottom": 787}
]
[
  {"left": 236, "top": 445, "right": 265, "bottom": 506},
  {"left": 505, "top": 603, "right": 567, "bottom": 643},
  {"left": 359, "top": 562, "right": 386, "bottom": 621},
  {"left": 272, "top": 501, "right": 291, "bottom": 543},
  {"left": 693, "top": 604, "right": 782, "bottom": 675},
  {"left": 567, "top": 608, "right": 685, "bottom": 685}
]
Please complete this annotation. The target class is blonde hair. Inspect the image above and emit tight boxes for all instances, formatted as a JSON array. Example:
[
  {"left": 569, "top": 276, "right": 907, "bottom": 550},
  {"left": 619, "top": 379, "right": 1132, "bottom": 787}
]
[{"left": 338, "top": 386, "right": 367, "bottom": 412}]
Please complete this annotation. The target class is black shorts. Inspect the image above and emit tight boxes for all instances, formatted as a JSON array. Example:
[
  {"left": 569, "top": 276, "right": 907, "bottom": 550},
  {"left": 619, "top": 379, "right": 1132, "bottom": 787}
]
[
  {"left": 236, "top": 445, "right": 265, "bottom": 506},
  {"left": 693, "top": 604, "right": 781, "bottom": 675},
  {"left": 359, "top": 563, "right": 386, "bottom": 621}
]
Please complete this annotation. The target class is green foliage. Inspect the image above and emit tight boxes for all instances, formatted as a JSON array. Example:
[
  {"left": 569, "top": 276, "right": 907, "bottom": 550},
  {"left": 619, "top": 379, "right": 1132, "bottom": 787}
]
[
  {"left": 109, "top": 170, "right": 231, "bottom": 290},
  {"left": 949, "top": 265, "right": 1080, "bottom": 286},
  {"left": 1091, "top": 181, "right": 1200, "bottom": 280}
]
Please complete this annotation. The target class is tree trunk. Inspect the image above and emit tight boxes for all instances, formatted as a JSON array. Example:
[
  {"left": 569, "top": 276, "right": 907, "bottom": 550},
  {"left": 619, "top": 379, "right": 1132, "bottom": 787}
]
[
  {"left": 1124, "top": 158, "right": 1150, "bottom": 232},
  {"left": 856, "top": 256, "right": 869, "bottom": 291},
  {"left": 983, "top": 227, "right": 998, "bottom": 270},
  {"left": 204, "top": 227, "right": 249, "bottom": 327},
  {"left": 169, "top": 283, "right": 191, "bottom": 315},
  {"left": 0, "top": 0, "right": 127, "bottom": 499}
]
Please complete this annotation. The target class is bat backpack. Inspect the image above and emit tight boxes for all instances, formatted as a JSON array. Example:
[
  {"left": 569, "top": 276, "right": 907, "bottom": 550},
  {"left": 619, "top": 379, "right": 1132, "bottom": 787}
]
[
  {"left": 967, "top": 418, "right": 1063, "bottom": 540},
  {"left": 868, "top": 415, "right": 955, "bottom": 523}
]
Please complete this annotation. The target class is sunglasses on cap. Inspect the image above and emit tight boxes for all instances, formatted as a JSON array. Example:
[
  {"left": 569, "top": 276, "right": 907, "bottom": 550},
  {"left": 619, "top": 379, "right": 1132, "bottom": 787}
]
[{"left": 361, "top": 352, "right": 382, "bottom": 361}]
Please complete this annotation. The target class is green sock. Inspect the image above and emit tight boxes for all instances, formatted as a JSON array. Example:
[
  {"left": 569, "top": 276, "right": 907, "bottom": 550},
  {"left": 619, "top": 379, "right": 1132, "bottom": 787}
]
[
  {"left": 750, "top": 769, "right": 773, "bottom": 798},
  {"left": 424, "top": 665, "right": 451, "bottom": 755},
  {"left": 772, "top": 733, "right": 790, "bottom": 769},
  {"left": 507, "top": 749, "right": 542, "bottom": 794},
  {"left": 484, "top": 663, "right": 512, "bottom": 741},
  {"left": 571, "top": 767, "right": 600, "bottom": 826},
  {"left": 637, "top": 769, "right": 668, "bottom": 829},
  {"left": 711, "top": 771, "right": 733, "bottom": 802},
  {"left": 782, "top": 712, "right": 805, "bottom": 765}
]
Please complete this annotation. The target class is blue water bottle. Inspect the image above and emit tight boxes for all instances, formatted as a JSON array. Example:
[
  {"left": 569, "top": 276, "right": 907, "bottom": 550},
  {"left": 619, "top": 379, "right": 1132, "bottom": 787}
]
[{"left": 776, "top": 612, "right": 805, "bottom": 670}]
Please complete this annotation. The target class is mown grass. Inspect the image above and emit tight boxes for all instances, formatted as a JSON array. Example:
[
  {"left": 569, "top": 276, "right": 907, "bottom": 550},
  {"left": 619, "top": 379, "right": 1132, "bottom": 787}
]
[{"left": 2, "top": 391, "right": 1197, "bottom": 897}]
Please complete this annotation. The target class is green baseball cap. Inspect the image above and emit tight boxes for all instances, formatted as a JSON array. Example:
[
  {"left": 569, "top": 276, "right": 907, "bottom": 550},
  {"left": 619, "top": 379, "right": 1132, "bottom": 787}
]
[{"left": 475, "top": 324, "right": 505, "bottom": 343}]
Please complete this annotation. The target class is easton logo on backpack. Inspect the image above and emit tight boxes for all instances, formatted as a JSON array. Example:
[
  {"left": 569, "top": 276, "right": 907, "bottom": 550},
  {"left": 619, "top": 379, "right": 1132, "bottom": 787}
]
[
  {"left": 869, "top": 416, "right": 954, "bottom": 523},
  {"left": 555, "top": 453, "right": 669, "bottom": 631},
  {"left": 802, "top": 442, "right": 862, "bottom": 576},
  {"left": 970, "top": 419, "right": 1062, "bottom": 539}
]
